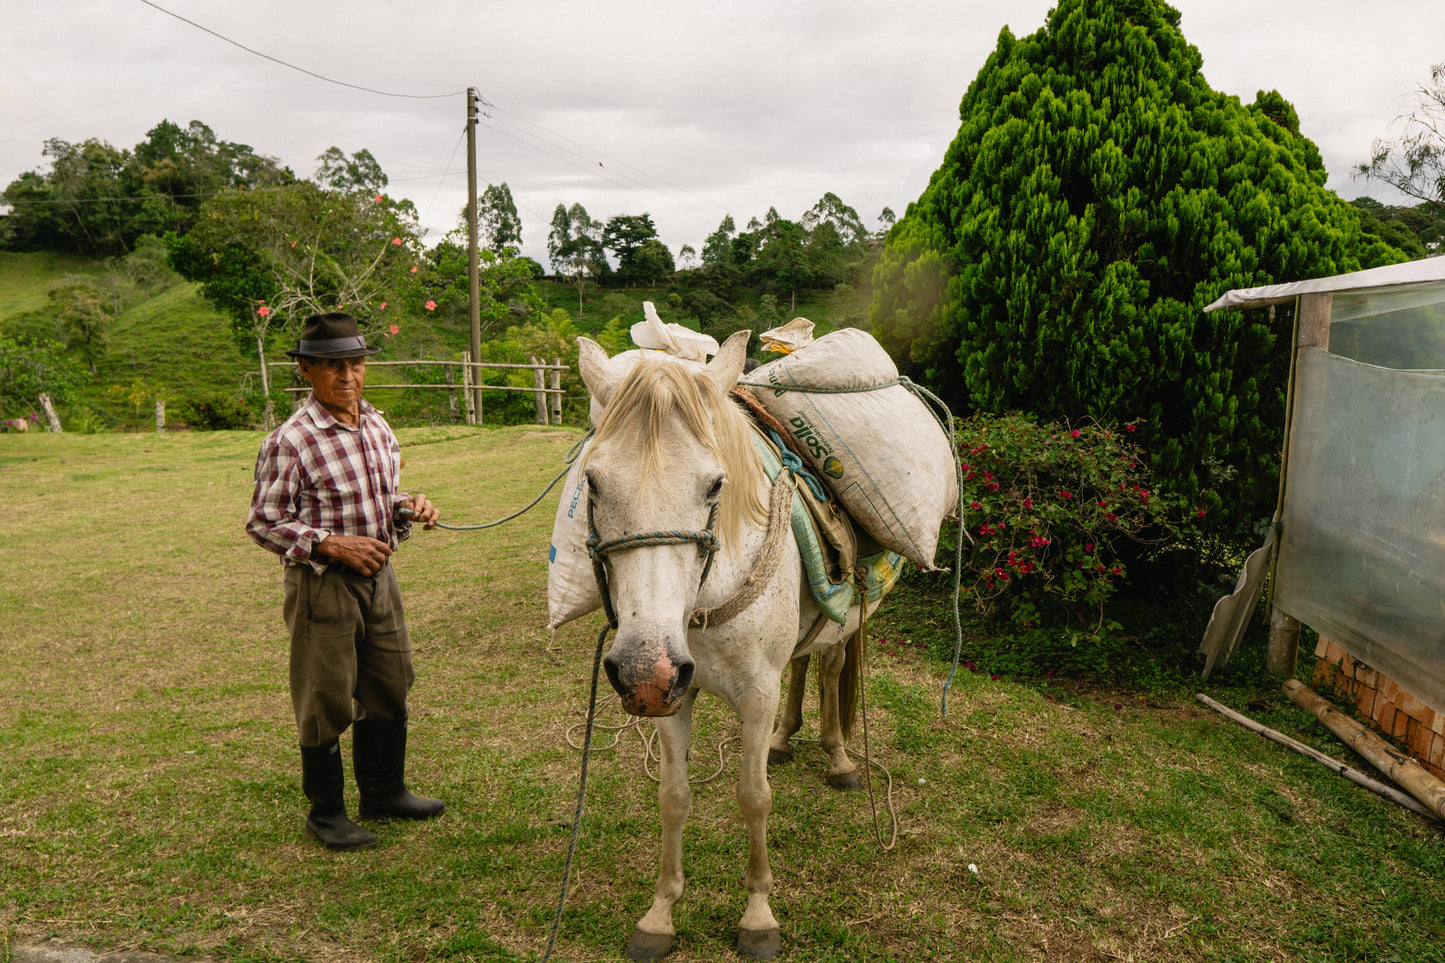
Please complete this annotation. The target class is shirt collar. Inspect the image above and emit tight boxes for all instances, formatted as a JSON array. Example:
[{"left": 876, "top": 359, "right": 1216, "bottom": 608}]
[{"left": 302, "top": 392, "right": 376, "bottom": 432}]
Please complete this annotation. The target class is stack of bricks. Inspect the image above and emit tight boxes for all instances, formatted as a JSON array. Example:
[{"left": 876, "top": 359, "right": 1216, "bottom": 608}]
[{"left": 1312, "top": 637, "right": 1445, "bottom": 780}]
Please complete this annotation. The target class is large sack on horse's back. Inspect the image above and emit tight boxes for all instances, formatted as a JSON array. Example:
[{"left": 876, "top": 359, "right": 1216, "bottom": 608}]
[
  {"left": 742, "top": 327, "right": 957, "bottom": 568},
  {"left": 547, "top": 439, "right": 602, "bottom": 629}
]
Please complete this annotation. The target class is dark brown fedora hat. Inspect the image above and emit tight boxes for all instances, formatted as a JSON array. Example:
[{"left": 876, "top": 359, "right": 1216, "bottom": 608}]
[{"left": 286, "top": 313, "right": 382, "bottom": 359}]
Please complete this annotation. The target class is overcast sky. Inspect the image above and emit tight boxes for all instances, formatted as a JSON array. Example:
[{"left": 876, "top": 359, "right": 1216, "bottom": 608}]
[{"left": 4, "top": 0, "right": 1442, "bottom": 267}]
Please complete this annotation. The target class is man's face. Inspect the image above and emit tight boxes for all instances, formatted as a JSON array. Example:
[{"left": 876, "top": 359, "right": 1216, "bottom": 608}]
[{"left": 300, "top": 357, "right": 366, "bottom": 413}]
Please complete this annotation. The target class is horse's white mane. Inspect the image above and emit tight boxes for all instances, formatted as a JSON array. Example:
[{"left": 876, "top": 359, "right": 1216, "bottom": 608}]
[{"left": 588, "top": 358, "right": 768, "bottom": 553}]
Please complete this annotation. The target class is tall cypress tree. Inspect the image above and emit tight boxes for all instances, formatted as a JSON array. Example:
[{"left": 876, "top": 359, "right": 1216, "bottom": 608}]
[{"left": 872, "top": 0, "right": 1403, "bottom": 540}]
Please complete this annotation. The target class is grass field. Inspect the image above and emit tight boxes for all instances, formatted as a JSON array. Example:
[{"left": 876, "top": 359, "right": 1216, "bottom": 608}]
[{"left": 2, "top": 428, "right": 1444, "bottom": 963}]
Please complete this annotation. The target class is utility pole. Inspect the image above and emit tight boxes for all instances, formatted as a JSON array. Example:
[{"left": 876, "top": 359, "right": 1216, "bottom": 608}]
[{"left": 466, "top": 87, "right": 483, "bottom": 420}]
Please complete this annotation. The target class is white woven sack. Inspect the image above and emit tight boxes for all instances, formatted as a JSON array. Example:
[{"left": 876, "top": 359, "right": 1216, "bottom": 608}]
[
  {"left": 547, "top": 438, "right": 601, "bottom": 630},
  {"left": 742, "top": 327, "right": 957, "bottom": 568}
]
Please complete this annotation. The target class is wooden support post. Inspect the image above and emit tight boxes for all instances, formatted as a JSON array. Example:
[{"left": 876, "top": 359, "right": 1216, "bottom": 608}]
[
  {"left": 1284, "top": 679, "right": 1445, "bottom": 820},
  {"left": 550, "top": 357, "right": 562, "bottom": 424},
  {"left": 155, "top": 399, "right": 165, "bottom": 433},
  {"left": 531, "top": 356, "right": 548, "bottom": 425},
  {"left": 446, "top": 363, "right": 458, "bottom": 423},
  {"left": 1269, "top": 291, "right": 1333, "bottom": 676}
]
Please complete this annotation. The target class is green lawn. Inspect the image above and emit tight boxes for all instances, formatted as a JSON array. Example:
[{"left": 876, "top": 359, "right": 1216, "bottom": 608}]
[{"left": 1, "top": 428, "right": 1442, "bottom": 963}]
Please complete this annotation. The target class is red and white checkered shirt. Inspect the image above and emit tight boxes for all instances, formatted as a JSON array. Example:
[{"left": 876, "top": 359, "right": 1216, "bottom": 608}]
[{"left": 246, "top": 393, "right": 412, "bottom": 572}]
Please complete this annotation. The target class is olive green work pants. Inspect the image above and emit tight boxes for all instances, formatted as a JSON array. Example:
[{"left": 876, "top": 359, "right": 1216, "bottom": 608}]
[{"left": 283, "top": 563, "right": 415, "bottom": 747}]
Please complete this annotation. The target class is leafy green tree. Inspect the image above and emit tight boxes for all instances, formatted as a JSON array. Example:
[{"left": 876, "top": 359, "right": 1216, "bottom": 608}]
[
  {"left": 701, "top": 215, "right": 736, "bottom": 265},
  {"left": 0, "top": 336, "right": 85, "bottom": 415},
  {"left": 50, "top": 280, "right": 114, "bottom": 375},
  {"left": 2, "top": 121, "right": 289, "bottom": 253},
  {"left": 420, "top": 234, "right": 544, "bottom": 337},
  {"left": 548, "top": 202, "right": 607, "bottom": 311},
  {"left": 168, "top": 181, "right": 425, "bottom": 424},
  {"left": 1358, "top": 62, "right": 1445, "bottom": 207},
  {"left": 602, "top": 213, "right": 661, "bottom": 282},
  {"left": 476, "top": 182, "right": 523, "bottom": 253},
  {"left": 630, "top": 238, "right": 676, "bottom": 286},
  {"left": 315, "top": 147, "right": 389, "bottom": 195},
  {"left": 871, "top": 0, "right": 1405, "bottom": 543},
  {"left": 802, "top": 192, "right": 869, "bottom": 247}
]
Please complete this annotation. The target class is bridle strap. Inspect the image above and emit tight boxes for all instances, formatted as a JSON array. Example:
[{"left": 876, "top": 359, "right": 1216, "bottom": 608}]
[
  {"left": 585, "top": 470, "right": 793, "bottom": 631},
  {"left": 587, "top": 500, "right": 721, "bottom": 631}
]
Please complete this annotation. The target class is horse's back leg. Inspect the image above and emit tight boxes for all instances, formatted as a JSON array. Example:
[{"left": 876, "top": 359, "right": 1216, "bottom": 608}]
[
  {"left": 626, "top": 692, "right": 696, "bottom": 962},
  {"left": 817, "top": 632, "right": 863, "bottom": 791},
  {"left": 767, "top": 655, "right": 808, "bottom": 766}
]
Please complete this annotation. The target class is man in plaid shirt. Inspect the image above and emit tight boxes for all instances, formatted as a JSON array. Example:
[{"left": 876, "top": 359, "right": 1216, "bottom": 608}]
[{"left": 247, "top": 312, "right": 444, "bottom": 851}]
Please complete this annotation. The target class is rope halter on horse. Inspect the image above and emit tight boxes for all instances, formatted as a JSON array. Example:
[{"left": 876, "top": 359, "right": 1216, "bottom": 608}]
[
  {"left": 585, "top": 499, "right": 722, "bottom": 630},
  {"left": 585, "top": 469, "right": 795, "bottom": 632}
]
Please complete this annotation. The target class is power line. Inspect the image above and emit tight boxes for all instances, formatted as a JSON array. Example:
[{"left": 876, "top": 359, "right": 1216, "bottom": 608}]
[{"left": 135, "top": 0, "right": 465, "bottom": 100}]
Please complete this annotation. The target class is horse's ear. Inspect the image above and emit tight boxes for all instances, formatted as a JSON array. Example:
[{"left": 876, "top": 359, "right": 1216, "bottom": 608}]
[
  {"left": 705, "top": 329, "right": 751, "bottom": 394},
  {"left": 578, "top": 337, "right": 618, "bottom": 407}
]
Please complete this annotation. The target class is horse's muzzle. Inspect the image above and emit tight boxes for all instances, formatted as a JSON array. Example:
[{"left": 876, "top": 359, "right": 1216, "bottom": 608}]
[{"left": 604, "top": 648, "right": 694, "bottom": 717}]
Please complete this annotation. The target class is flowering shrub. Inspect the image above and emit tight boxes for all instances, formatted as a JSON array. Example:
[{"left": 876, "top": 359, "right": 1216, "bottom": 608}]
[{"left": 940, "top": 412, "right": 1195, "bottom": 671}]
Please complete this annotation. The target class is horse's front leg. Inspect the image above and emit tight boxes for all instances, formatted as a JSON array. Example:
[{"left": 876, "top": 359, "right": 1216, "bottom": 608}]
[
  {"left": 767, "top": 655, "right": 808, "bottom": 766},
  {"left": 736, "top": 686, "right": 783, "bottom": 960},
  {"left": 626, "top": 692, "right": 696, "bottom": 963}
]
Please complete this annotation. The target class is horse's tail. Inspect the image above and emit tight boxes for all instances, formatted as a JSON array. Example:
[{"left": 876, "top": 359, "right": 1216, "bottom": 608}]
[{"left": 837, "top": 628, "right": 864, "bottom": 740}]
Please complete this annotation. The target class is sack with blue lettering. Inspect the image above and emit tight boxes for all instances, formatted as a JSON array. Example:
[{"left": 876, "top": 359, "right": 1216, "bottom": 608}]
[
  {"left": 741, "top": 327, "right": 958, "bottom": 569},
  {"left": 547, "top": 438, "right": 602, "bottom": 629}
]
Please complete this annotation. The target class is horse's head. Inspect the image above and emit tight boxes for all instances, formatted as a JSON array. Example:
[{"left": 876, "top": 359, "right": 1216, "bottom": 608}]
[{"left": 577, "top": 330, "right": 761, "bottom": 716}]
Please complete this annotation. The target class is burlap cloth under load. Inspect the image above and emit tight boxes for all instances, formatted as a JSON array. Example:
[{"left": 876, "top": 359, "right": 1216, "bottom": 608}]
[{"left": 731, "top": 386, "right": 859, "bottom": 586}]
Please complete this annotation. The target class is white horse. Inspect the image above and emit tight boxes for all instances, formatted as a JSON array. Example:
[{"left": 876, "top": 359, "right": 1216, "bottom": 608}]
[{"left": 578, "top": 331, "right": 879, "bottom": 962}]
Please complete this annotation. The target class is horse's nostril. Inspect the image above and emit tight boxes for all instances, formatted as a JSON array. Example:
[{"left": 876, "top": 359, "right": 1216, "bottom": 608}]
[
  {"left": 673, "top": 661, "right": 695, "bottom": 695},
  {"left": 602, "top": 655, "right": 625, "bottom": 698}
]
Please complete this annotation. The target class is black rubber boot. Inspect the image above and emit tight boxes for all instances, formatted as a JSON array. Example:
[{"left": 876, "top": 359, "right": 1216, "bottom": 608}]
[
  {"left": 353, "top": 718, "right": 446, "bottom": 820},
  {"left": 300, "top": 740, "right": 379, "bottom": 850}
]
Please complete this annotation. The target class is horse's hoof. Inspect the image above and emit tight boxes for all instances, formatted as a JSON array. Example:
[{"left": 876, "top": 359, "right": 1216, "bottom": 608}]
[
  {"left": 826, "top": 769, "right": 864, "bottom": 792},
  {"left": 737, "top": 926, "right": 781, "bottom": 960},
  {"left": 767, "top": 746, "right": 793, "bottom": 766},
  {"left": 625, "top": 928, "right": 675, "bottom": 963}
]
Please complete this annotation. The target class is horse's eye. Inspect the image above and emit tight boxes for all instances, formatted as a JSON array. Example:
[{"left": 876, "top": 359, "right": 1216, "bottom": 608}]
[
  {"left": 707, "top": 476, "right": 725, "bottom": 499},
  {"left": 584, "top": 471, "right": 601, "bottom": 499}
]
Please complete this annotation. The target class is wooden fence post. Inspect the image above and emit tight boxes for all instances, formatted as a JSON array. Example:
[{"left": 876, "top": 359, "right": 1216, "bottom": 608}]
[
  {"left": 462, "top": 352, "right": 477, "bottom": 425},
  {"left": 531, "top": 356, "right": 548, "bottom": 425},
  {"left": 38, "top": 393, "right": 62, "bottom": 432},
  {"left": 445, "top": 363, "right": 458, "bottom": 423},
  {"left": 551, "top": 357, "right": 562, "bottom": 424},
  {"left": 155, "top": 399, "right": 165, "bottom": 433}
]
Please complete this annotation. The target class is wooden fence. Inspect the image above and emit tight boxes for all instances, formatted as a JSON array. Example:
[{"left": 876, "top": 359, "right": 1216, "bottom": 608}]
[{"left": 268, "top": 355, "right": 566, "bottom": 426}]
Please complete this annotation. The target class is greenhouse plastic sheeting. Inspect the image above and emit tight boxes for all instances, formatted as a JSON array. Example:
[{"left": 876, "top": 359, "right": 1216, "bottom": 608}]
[{"left": 1274, "top": 347, "right": 1445, "bottom": 714}]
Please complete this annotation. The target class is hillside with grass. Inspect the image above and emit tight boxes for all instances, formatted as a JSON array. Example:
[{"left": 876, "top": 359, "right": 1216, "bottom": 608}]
[{"left": 0, "top": 250, "right": 869, "bottom": 432}]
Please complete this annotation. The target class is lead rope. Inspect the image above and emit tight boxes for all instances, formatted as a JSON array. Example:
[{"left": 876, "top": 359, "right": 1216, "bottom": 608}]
[
  {"left": 426, "top": 432, "right": 591, "bottom": 532},
  {"left": 542, "top": 621, "right": 609, "bottom": 963},
  {"left": 853, "top": 568, "right": 899, "bottom": 852}
]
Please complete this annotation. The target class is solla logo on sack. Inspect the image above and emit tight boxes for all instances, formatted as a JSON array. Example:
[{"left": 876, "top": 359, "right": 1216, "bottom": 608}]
[{"left": 787, "top": 412, "right": 844, "bottom": 478}]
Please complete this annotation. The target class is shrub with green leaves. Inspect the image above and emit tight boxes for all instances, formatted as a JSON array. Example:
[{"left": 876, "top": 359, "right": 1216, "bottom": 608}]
[
  {"left": 942, "top": 412, "right": 1193, "bottom": 674},
  {"left": 174, "top": 392, "right": 256, "bottom": 430}
]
